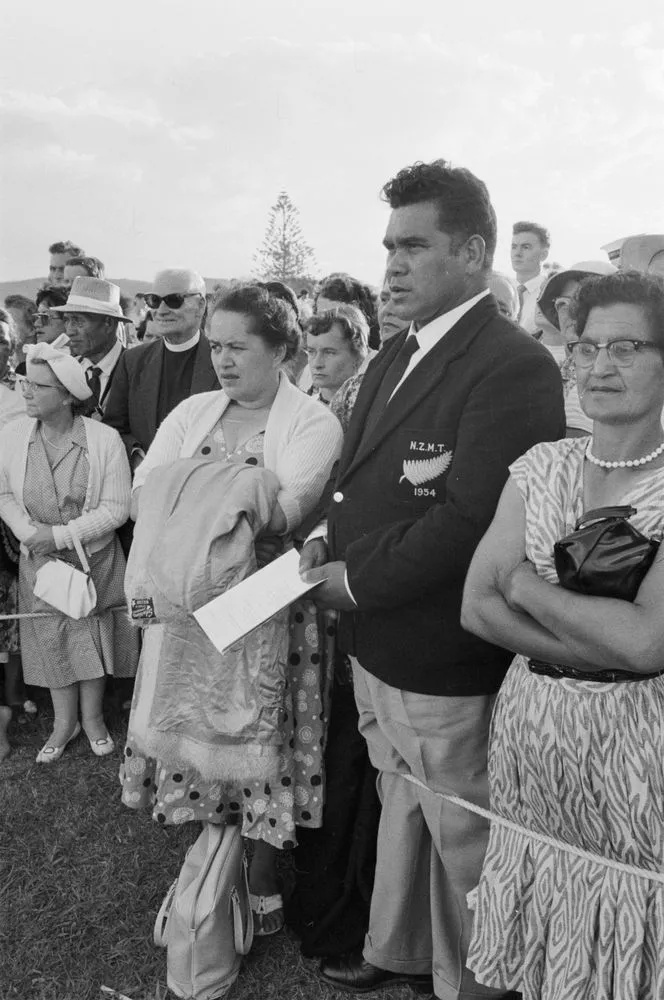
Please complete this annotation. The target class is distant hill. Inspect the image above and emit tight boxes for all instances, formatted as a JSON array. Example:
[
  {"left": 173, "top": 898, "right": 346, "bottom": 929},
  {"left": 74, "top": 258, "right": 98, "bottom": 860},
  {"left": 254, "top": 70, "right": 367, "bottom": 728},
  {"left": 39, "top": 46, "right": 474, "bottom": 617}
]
[{"left": 0, "top": 277, "right": 231, "bottom": 303}]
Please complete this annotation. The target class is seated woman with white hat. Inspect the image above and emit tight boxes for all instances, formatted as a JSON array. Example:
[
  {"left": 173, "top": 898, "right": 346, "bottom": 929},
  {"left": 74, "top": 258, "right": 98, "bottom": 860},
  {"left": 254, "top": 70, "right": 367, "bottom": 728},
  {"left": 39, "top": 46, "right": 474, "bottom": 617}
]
[{"left": 0, "top": 344, "right": 138, "bottom": 763}]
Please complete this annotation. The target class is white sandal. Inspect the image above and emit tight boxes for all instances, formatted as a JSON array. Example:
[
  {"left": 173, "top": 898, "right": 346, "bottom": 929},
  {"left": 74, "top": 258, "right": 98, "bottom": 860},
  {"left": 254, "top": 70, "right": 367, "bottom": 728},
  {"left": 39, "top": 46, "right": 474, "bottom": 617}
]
[{"left": 249, "top": 892, "right": 284, "bottom": 936}]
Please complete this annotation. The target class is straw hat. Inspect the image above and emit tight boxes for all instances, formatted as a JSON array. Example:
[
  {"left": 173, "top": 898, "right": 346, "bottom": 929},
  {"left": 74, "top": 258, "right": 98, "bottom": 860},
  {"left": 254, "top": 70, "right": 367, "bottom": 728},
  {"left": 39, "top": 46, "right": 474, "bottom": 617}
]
[{"left": 52, "top": 276, "right": 130, "bottom": 320}]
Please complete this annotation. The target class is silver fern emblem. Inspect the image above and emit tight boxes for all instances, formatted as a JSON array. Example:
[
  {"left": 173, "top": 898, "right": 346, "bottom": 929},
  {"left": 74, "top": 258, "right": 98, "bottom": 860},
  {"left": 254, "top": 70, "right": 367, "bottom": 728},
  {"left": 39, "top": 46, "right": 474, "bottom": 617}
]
[{"left": 399, "top": 451, "right": 452, "bottom": 485}]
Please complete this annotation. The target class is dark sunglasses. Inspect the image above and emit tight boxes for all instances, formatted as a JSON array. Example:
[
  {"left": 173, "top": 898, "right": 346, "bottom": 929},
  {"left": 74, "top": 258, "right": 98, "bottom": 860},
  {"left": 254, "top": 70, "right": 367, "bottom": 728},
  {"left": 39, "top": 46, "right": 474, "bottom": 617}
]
[
  {"left": 33, "top": 311, "right": 60, "bottom": 326},
  {"left": 144, "top": 292, "right": 202, "bottom": 310}
]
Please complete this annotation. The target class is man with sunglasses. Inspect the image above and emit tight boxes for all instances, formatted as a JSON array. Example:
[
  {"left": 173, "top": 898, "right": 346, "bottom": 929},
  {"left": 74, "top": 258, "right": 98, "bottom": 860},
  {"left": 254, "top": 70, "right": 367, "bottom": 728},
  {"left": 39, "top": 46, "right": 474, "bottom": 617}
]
[{"left": 104, "top": 268, "right": 217, "bottom": 471}]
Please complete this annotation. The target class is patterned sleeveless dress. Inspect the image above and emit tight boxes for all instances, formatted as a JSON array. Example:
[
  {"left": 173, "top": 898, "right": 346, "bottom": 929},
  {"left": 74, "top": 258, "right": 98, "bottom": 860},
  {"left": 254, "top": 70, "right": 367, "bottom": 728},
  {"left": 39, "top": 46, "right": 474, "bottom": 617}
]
[
  {"left": 120, "top": 420, "right": 334, "bottom": 849},
  {"left": 467, "top": 438, "right": 664, "bottom": 1000}
]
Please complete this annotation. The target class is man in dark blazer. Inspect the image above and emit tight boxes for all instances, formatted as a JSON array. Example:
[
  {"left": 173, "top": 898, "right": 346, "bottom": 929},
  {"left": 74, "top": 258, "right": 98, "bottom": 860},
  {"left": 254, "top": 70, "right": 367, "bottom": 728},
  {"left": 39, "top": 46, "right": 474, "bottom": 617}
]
[
  {"left": 104, "top": 268, "right": 218, "bottom": 471},
  {"left": 301, "top": 160, "right": 565, "bottom": 999}
]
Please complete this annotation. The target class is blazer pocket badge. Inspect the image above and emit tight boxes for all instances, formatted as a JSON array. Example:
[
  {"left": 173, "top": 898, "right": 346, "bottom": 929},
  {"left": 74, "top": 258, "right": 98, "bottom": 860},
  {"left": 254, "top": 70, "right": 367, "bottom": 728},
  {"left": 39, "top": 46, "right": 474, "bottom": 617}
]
[
  {"left": 397, "top": 447, "right": 453, "bottom": 501},
  {"left": 399, "top": 452, "right": 452, "bottom": 486}
]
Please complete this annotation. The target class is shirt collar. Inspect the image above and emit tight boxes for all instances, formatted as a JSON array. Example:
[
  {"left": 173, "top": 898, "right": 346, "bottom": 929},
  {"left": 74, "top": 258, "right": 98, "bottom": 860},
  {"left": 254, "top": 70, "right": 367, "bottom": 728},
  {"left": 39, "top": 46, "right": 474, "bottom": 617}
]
[
  {"left": 522, "top": 273, "right": 544, "bottom": 293},
  {"left": 163, "top": 330, "right": 201, "bottom": 353},
  {"left": 80, "top": 338, "right": 123, "bottom": 375},
  {"left": 410, "top": 289, "right": 490, "bottom": 348}
]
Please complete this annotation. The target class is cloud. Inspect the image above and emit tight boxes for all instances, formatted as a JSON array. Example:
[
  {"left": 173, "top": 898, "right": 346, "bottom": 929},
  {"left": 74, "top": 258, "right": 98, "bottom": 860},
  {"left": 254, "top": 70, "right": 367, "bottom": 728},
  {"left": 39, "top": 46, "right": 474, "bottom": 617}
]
[
  {"left": 501, "top": 28, "right": 544, "bottom": 44},
  {"left": 0, "top": 88, "right": 163, "bottom": 127},
  {"left": 2, "top": 142, "right": 95, "bottom": 170},
  {"left": 622, "top": 21, "right": 652, "bottom": 48},
  {"left": 44, "top": 144, "right": 96, "bottom": 165},
  {"left": 633, "top": 45, "right": 664, "bottom": 100},
  {"left": 170, "top": 124, "right": 216, "bottom": 146}
]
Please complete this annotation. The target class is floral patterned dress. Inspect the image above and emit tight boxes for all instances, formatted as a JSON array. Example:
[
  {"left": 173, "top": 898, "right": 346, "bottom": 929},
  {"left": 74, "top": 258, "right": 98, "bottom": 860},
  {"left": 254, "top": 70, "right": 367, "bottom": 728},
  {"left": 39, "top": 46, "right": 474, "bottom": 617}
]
[{"left": 120, "top": 420, "right": 335, "bottom": 849}]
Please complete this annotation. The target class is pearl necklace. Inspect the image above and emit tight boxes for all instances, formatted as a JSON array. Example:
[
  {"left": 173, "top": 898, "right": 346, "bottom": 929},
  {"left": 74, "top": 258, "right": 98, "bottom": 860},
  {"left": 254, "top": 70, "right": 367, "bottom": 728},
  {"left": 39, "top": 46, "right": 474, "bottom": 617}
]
[
  {"left": 586, "top": 440, "right": 664, "bottom": 469},
  {"left": 40, "top": 428, "right": 70, "bottom": 450}
]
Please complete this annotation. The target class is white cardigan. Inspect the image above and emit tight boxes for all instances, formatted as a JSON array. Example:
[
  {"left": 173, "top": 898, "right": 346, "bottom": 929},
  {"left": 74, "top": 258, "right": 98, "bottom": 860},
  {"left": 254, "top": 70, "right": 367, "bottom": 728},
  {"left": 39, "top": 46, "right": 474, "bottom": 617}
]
[
  {"left": 0, "top": 416, "right": 131, "bottom": 553},
  {"left": 133, "top": 373, "right": 343, "bottom": 533}
]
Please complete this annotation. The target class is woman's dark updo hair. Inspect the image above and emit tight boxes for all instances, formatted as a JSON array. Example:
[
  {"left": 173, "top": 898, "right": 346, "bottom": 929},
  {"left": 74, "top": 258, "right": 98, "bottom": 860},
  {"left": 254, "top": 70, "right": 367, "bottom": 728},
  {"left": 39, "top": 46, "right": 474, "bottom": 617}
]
[
  {"left": 572, "top": 270, "right": 664, "bottom": 350},
  {"left": 314, "top": 272, "right": 380, "bottom": 350},
  {"left": 211, "top": 283, "right": 300, "bottom": 361},
  {"left": 255, "top": 280, "right": 301, "bottom": 325},
  {"left": 35, "top": 284, "right": 69, "bottom": 310}
]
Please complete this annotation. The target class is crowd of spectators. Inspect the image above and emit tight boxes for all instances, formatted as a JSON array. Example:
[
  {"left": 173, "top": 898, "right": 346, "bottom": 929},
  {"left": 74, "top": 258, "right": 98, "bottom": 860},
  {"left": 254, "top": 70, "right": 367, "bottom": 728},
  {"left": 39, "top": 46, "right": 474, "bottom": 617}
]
[{"left": 2, "top": 166, "right": 664, "bottom": 1000}]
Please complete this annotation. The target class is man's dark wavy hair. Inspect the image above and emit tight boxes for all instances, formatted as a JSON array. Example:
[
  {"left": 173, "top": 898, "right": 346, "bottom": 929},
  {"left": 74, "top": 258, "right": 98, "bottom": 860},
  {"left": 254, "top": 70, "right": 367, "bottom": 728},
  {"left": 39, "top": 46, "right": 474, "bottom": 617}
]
[
  {"left": 512, "top": 221, "right": 550, "bottom": 250},
  {"left": 36, "top": 284, "right": 69, "bottom": 310},
  {"left": 48, "top": 240, "right": 85, "bottom": 257},
  {"left": 572, "top": 270, "right": 664, "bottom": 349},
  {"left": 65, "top": 255, "right": 106, "bottom": 279},
  {"left": 212, "top": 282, "right": 300, "bottom": 361},
  {"left": 381, "top": 159, "right": 497, "bottom": 271}
]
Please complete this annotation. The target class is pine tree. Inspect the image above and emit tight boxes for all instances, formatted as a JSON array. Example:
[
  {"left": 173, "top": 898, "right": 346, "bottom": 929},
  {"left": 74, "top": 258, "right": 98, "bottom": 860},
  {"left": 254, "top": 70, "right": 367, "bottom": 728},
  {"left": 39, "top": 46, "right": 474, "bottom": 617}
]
[{"left": 252, "top": 191, "right": 317, "bottom": 286}]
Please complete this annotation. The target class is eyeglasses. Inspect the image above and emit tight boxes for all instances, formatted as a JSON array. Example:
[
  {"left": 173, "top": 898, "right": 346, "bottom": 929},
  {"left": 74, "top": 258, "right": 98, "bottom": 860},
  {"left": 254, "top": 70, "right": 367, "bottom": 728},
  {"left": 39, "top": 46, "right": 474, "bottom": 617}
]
[
  {"left": 567, "top": 339, "right": 661, "bottom": 368},
  {"left": 144, "top": 293, "right": 202, "bottom": 310},
  {"left": 34, "top": 311, "right": 61, "bottom": 327},
  {"left": 17, "top": 376, "right": 64, "bottom": 393}
]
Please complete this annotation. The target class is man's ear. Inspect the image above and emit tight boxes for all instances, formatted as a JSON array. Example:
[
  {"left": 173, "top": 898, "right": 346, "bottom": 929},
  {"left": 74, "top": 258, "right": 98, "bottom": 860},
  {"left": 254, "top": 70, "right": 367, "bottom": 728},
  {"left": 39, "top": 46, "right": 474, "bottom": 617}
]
[{"left": 465, "top": 234, "right": 487, "bottom": 274}]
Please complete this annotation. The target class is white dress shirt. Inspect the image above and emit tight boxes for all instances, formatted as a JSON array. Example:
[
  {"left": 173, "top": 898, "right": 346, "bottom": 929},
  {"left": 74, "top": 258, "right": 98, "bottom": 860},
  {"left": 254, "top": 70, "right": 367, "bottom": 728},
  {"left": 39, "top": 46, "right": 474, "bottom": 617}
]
[
  {"left": 80, "top": 339, "right": 123, "bottom": 409},
  {"left": 515, "top": 272, "right": 546, "bottom": 335},
  {"left": 391, "top": 289, "right": 490, "bottom": 400}
]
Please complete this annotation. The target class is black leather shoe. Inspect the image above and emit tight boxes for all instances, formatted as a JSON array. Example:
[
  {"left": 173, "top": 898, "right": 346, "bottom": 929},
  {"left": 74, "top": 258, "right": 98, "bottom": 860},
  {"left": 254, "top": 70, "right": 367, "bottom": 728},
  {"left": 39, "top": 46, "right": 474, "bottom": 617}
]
[
  {"left": 319, "top": 949, "right": 434, "bottom": 994},
  {"left": 409, "top": 983, "right": 435, "bottom": 998}
]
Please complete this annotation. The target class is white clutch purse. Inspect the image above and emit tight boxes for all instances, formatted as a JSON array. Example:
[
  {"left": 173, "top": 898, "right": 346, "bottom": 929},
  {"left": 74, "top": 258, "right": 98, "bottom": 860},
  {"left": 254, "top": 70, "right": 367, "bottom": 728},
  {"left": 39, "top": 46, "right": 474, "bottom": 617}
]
[{"left": 33, "top": 526, "right": 97, "bottom": 620}]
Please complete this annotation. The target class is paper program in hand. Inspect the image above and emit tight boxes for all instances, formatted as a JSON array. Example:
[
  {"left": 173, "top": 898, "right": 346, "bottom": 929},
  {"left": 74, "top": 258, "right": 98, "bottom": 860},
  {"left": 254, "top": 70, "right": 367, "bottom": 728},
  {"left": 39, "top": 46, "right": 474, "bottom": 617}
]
[{"left": 193, "top": 548, "right": 317, "bottom": 654}]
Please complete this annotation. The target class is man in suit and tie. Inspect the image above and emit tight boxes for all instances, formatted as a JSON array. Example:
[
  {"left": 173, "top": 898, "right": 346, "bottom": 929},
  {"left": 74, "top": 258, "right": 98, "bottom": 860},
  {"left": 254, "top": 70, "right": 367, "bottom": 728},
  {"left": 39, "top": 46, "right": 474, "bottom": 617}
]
[
  {"left": 511, "top": 221, "right": 550, "bottom": 335},
  {"left": 104, "top": 268, "right": 218, "bottom": 473},
  {"left": 51, "top": 276, "right": 128, "bottom": 416},
  {"left": 300, "top": 160, "right": 565, "bottom": 999}
]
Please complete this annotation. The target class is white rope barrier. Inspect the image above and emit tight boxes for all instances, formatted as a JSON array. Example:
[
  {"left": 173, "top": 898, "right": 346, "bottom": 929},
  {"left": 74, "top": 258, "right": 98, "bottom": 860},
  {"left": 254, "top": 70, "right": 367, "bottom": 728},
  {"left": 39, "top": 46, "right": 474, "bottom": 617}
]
[
  {"left": 0, "top": 605, "right": 127, "bottom": 620},
  {"left": 402, "top": 772, "right": 664, "bottom": 886}
]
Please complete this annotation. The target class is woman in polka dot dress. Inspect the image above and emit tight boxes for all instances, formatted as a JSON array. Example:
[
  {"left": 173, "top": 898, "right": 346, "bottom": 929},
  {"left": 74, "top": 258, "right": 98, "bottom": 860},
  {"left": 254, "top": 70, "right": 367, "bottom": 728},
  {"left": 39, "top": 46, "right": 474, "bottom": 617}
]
[{"left": 120, "top": 284, "right": 343, "bottom": 936}]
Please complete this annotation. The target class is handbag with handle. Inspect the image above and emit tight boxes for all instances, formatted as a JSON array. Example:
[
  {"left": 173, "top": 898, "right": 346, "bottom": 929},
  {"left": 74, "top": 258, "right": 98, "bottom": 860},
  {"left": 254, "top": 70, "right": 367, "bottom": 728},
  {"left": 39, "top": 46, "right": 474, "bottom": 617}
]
[
  {"left": 154, "top": 823, "right": 254, "bottom": 1000},
  {"left": 553, "top": 505, "right": 660, "bottom": 602},
  {"left": 33, "top": 525, "right": 97, "bottom": 619}
]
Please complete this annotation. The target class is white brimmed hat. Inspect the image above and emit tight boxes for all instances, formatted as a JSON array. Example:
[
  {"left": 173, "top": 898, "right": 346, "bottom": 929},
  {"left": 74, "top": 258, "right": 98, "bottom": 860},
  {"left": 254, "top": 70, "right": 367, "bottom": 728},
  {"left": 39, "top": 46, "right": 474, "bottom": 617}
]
[
  {"left": 52, "top": 276, "right": 130, "bottom": 320},
  {"left": 538, "top": 261, "right": 617, "bottom": 330}
]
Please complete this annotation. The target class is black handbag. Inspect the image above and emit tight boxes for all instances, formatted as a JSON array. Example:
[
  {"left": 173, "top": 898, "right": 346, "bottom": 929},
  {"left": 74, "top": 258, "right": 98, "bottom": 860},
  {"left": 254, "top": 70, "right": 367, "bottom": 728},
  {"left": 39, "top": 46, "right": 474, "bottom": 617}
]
[{"left": 553, "top": 505, "right": 660, "bottom": 602}]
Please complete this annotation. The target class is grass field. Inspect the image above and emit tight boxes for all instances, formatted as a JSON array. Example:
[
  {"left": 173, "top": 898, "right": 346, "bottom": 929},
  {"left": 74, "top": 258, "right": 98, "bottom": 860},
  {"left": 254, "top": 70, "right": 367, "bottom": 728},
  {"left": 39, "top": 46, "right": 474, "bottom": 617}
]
[{"left": 1, "top": 693, "right": 412, "bottom": 1000}]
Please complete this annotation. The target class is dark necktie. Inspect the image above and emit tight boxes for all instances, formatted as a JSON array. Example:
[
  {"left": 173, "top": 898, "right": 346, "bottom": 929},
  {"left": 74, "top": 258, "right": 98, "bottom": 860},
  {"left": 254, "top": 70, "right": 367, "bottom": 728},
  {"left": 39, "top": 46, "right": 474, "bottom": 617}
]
[
  {"left": 362, "top": 334, "right": 420, "bottom": 440},
  {"left": 517, "top": 284, "right": 527, "bottom": 322},
  {"left": 86, "top": 366, "right": 102, "bottom": 405}
]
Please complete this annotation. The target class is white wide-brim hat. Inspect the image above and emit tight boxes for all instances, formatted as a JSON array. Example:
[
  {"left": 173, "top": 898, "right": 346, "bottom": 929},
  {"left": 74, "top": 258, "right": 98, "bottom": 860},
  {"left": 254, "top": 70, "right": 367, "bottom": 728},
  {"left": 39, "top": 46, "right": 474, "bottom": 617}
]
[
  {"left": 538, "top": 261, "right": 617, "bottom": 330},
  {"left": 52, "top": 276, "right": 131, "bottom": 321}
]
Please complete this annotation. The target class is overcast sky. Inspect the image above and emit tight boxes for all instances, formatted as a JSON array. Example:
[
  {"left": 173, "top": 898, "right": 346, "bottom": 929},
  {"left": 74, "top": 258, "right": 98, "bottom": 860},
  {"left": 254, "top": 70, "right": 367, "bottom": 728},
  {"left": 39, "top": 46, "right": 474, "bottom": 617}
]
[{"left": 2, "top": 1, "right": 664, "bottom": 285}]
